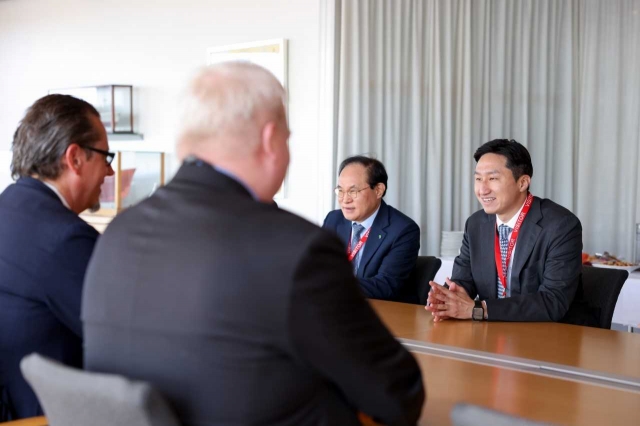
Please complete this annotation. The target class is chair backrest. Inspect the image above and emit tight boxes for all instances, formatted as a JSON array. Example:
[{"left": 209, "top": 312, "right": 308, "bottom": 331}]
[
  {"left": 20, "top": 354, "right": 181, "bottom": 426},
  {"left": 411, "top": 256, "right": 442, "bottom": 305},
  {"left": 580, "top": 266, "right": 628, "bottom": 329},
  {"left": 451, "top": 403, "right": 555, "bottom": 426}
]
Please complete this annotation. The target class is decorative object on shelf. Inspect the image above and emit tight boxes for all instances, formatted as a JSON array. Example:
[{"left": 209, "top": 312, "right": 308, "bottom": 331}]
[
  {"left": 49, "top": 85, "right": 135, "bottom": 134},
  {"left": 207, "top": 38, "right": 288, "bottom": 198}
]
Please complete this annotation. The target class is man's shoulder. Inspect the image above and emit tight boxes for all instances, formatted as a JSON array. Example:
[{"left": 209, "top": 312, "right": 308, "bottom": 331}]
[
  {"left": 466, "top": 208, "right": 491, "bottom": 226},
  {"left": 0, "top": 180, "right": 97, "bottom": 236},
  {"left": 115, "top": 189, "right": 332, "bottom": 243},
  {"left": 270, "top": 205, "right": 334, "bottom": 236},
  {"left": 536, "top": 196, "right": 578, "bottom": 221},
  {"left": 323, "top": 208, "right": 346, "bottom": 229},
  {"left": 265, "top": 207, "right": 345, "bottom": 254},
  {"left": 384, "top": 203, "right": 419, "bottom": 229}
]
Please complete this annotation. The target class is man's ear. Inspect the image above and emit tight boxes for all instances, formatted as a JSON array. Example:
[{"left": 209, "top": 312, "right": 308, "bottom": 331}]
[
  {"left": 375, "top": 183, "right": 386, "bottom": 199},
  {"left": 260, "top": 121, "right": 278, "bottom": 158},
  {"left": 519, "top": 175, "right": 531, "bottom": 192},
  {"left": 63, "top": 143, "right": 84, "bottom": 175}
]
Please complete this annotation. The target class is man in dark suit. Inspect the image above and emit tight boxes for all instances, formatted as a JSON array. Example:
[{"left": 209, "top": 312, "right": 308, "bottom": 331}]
[
  {"left": 323, "top": 156, "right": 420, "bottom": 301},
  {"left": 0, "top": 95, "right": 114, "bottom": 420},
  {"left": 426, "top": 139, "right": 583, "bottom": 322},
  {"left": 82, "top": 62, "right": 424, "bottom": 426}
]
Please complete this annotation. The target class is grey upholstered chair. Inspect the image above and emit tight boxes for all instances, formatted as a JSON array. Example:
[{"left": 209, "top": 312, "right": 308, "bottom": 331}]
[
  {"left": 20, "top": 353, "right": 181, "bottom": 426},
  {"left": 451, "top": 403, "right": 556, "bottom": 426}
]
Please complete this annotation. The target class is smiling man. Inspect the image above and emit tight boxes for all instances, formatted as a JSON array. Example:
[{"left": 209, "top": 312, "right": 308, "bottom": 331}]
[
  {"left": 426, "top": 139, "right": 586, "bottom": 323},
  {"left": 0, "top": 94, "right": 114, "bottom": 420},
  {"left": 323, "top": 156, "right": 420, "bottom": 301}
]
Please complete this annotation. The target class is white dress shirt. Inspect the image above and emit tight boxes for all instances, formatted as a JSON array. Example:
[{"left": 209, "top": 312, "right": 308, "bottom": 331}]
[{"left": 42, "top": 181, "right": 71, "bottom": 210}]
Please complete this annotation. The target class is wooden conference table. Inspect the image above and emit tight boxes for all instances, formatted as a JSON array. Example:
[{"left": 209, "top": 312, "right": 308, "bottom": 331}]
[
  {"left": 370, "top": 299, "right": 640, "bottom": 425},
  {"left": 0, "top": 418, "right": 46, "bottom": 426},
  {"left": 4, "top": 301, "right": 640, "bottom": 426}
]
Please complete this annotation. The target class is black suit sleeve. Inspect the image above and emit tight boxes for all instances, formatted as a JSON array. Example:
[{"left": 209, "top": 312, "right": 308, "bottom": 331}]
[
  {"left": 288, "top": 230, "right": 425, "bottom": 426},
  {"left": 485, "top": 215, "right": 582, "bottom": 322},
  {"left": 359, "top": 222, "right": 421, "bottom": 299},
  {"left": 44, "top": 223, "right": 98, "bottom": 337}
]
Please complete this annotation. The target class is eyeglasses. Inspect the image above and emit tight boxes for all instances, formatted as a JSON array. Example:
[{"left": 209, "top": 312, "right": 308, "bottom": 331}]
[
  {"left": 334, "top": 187, "right": 371, "bottom": 200},
  {"left": 83, "top": 146, "right": 115, "bottom": 166}
]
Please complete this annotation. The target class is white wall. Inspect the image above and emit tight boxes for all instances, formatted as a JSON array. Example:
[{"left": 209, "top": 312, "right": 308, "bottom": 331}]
[{"left": 0, "top": 0, "right": 328, "bottom": 223}]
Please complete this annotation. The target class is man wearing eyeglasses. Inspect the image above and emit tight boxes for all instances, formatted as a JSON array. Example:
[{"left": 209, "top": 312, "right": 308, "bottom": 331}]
[
  {"left": 0, "top": 94, "right": 114, "bottom": 420},
  {"left": 323, "top": 156, "right": 421, "bottom": 301}
]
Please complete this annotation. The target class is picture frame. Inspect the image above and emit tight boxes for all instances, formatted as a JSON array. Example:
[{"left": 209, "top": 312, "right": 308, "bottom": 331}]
[{"left": 206, "top": 38, "right": 289, "bottom": 198}]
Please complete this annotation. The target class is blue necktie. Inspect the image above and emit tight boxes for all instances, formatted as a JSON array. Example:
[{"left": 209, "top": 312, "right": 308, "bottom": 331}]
[
  {"left": 498, "top": 224, "right": 511, "bottom": 298},
  {"left": 351, "top": 223, "right": 366, "bottom": 274}
]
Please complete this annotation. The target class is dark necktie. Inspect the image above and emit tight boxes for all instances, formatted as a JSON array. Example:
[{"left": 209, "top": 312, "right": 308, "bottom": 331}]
[
  {"left": 351, "top": 223, "right": 366, "bottom": 274},
  {"left": 498, "top": 224, "right": 511, "bottom": 298}
]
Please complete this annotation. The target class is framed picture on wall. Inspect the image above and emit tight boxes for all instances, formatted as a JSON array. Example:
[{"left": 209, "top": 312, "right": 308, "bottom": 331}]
[{"left": 206, "top": 38, "right": 288, "bottom": 199}]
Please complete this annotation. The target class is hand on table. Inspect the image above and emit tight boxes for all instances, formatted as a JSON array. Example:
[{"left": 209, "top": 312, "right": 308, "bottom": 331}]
[{"left": 425, "top": 278, "right": 474, "bottom": 322}]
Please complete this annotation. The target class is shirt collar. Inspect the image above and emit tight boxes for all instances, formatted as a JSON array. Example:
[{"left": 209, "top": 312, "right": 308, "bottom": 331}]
[
  {"left": 212, "top": 165, "right": 259, "bottom": 201},
  {"left": 353, "top": 204, "right": 381, "bottom": 231},
  {"left": 42, "top": 181, "right": 71, "bottom": 210},
  {"left": 496, "top": 197, "right": 527, "bottom": 228},
  {"left": 183, "top": 157, "right": 260, "bottom": 201}
]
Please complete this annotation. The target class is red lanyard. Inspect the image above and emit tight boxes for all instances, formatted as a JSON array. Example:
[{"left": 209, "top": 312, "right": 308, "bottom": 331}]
[
  {"left": 494, "top": 193, "right": 534, "bottom": 297},
  {"left": 347, "top": 228, "right": 371, "bottom": 262}
]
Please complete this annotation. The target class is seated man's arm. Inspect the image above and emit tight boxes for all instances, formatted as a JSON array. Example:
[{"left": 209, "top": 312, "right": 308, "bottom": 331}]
[
  {"left": 289, "top": 229, "right": 425, "bottom": 426},
  {"left": 485, "top": 215, "right": 582, "bottom": 322},
  {"left": 45, "top": 223, "right": 98, "bottom": 337},
  {"left": 359, "top": 222, "right": 420, "bottom": 300},
  {"left": 426, "top": 219, "right": 478, "bottom": 321}
]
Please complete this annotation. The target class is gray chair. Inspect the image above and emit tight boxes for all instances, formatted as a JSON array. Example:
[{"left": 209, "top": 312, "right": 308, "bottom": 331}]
[
  {"left": 410, "top": 256, "right": 442, "bottom": 305},
  {"left": 451, "top": 403, "right": 556, "bottom": 426},
  {"left": 580, "top": 265, "right": 628, "bottom": 329},
  {"left": 20, "top": 353, "right": 181, "bottom": 426}
]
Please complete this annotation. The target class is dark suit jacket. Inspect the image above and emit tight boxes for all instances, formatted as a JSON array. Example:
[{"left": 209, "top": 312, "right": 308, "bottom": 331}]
[
  {"left": 82, "top": 163, "right": 424, "bottom": 426},
  {"left": 452, "top": 196, "right": 583, "bottom": 322},
  {"left": 322, "top": 201, "right": 420, "bottom": 301},
  {"left": 0, "top": 178, "right": 98, "bottom": 420}
]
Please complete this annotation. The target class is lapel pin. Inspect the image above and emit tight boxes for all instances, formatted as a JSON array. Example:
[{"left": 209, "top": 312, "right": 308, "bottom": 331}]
[{"left": 378, "top": 235, "right": 382, "bottom": 239}]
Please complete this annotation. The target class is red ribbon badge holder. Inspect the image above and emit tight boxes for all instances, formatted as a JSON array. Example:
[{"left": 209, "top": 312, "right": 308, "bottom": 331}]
[
  {"left": 347, "top": 228, "right": 372, "bottom": 262},
  {"left": 494, "top": 193, "right": 534, "bottom": 297}
]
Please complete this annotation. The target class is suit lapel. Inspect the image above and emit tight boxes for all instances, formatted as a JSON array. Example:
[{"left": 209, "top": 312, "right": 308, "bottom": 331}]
[
  {"left": 510, "top": 197, "right": 542, "bottom": 294},
  {"left": 357, "top": 201, "right": 388, "bottom": 278}
]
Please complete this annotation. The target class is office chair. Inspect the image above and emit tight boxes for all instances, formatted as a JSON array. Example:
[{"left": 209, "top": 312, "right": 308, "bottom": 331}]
[
  {"left": 451, "top": 403, "right": 556, "bottom": 426},
  {"left": 580, "top": 265, "right": 628, "bottom": 329},
  {"left": 20, "top": 353, "right": 181, "bottom": 426},
  {"left": 407, "top": 256, "right": 442, "bottom": 305}
]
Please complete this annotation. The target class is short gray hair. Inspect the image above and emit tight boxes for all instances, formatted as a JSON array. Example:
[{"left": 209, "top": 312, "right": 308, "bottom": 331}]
[
  {"left": 11, "top": 94, "right": 101, "bottom": 180},
  {"left": 177, "top": 61, "right": 287, "bottom": 157}
]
